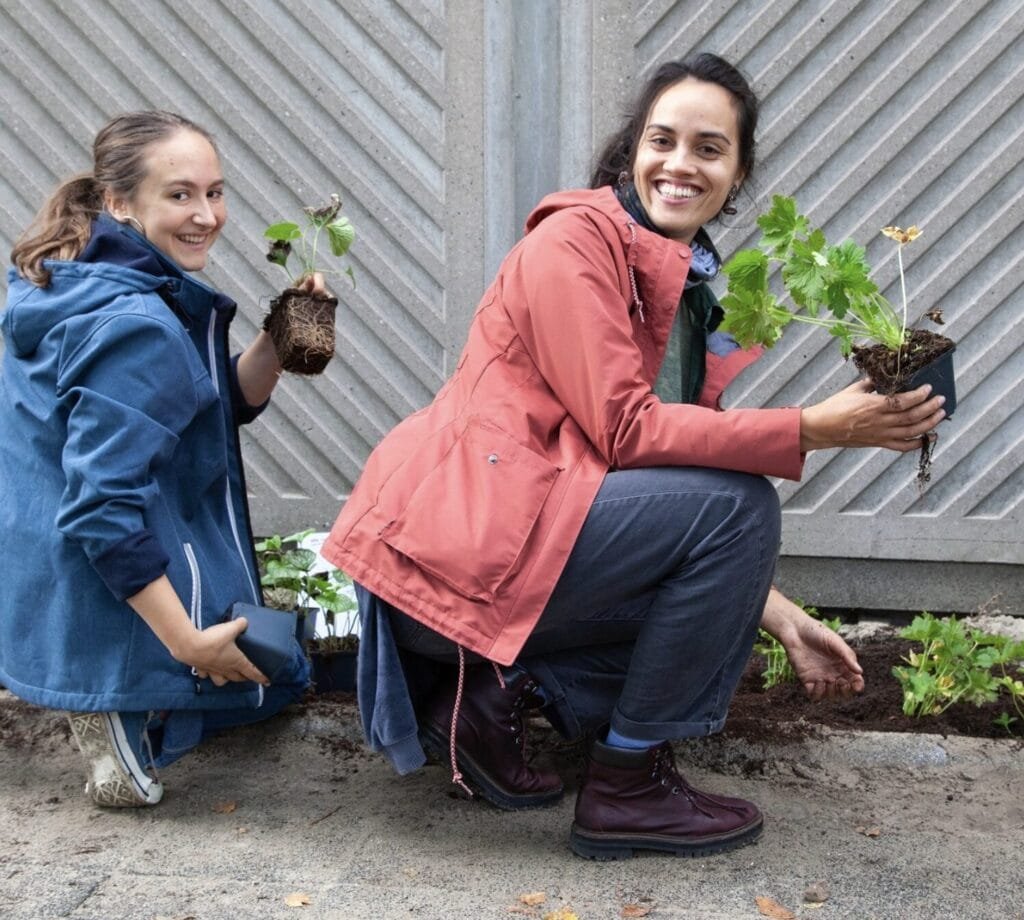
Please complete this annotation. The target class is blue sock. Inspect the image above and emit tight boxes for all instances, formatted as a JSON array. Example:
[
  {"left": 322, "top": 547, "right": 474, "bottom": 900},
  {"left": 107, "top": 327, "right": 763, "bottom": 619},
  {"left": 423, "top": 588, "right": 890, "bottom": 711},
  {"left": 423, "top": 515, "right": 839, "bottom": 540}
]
[{"left": 605, "top": 727, "right": 659, "bottom": 750}]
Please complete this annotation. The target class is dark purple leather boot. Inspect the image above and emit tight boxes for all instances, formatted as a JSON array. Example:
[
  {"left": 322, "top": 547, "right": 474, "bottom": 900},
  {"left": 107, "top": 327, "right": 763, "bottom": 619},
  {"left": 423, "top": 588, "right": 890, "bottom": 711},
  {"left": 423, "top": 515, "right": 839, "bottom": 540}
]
[
  {"left": 570, "top": 738, "right": 762, "bottom": 859},
  {"left": 419, "top": 665, "right": 564, "bottom": 810}
]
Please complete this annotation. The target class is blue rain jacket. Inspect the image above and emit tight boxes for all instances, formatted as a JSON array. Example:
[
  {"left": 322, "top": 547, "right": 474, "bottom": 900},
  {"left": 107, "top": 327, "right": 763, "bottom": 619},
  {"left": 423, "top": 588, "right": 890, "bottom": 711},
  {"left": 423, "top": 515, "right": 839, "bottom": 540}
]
[{"left": 0, "top": 214, "right": 299, "bottom": 711}]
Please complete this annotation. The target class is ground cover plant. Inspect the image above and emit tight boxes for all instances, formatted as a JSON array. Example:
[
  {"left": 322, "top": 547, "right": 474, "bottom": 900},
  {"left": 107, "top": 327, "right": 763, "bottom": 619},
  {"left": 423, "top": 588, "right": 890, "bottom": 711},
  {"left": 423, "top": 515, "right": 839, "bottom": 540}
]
[
  {"left": 733, "top": 610, "right": 1024, "bottom": 741},
  {"left": 892, "top": 612, "right": 1024, "bottom": 733}
]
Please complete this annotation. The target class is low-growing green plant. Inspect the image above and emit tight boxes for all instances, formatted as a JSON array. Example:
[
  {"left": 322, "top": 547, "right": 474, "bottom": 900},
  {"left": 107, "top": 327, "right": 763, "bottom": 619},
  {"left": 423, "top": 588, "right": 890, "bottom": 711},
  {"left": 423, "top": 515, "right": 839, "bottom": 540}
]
[
  {"left": 754, "top": 602, "right": 842, "bottom": 690},
  {"left": 892, "top": 612, "right": 1024, "bottom": 733},
  {"left": 719, "top": 195, "right": 919, "bottom": 356},
  {"left": 254, "top": 530, "right": 357, "bottom": 639},
  {"left": 264, "top": 193, "right": 356, "bottom": 286}
]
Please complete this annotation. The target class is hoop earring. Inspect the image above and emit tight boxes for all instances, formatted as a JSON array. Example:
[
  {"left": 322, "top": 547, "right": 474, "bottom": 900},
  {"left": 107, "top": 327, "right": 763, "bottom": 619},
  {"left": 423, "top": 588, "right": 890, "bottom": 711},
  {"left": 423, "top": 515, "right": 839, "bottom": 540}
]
[
  {"left": 721, "top": 186, "right": 739, "bottom": 216},
  {"left": 116, "top": 213, "right": 146, "bottom": 235},
  {"left": 617, "top": 170, "right": 631, "bottom": 190}
]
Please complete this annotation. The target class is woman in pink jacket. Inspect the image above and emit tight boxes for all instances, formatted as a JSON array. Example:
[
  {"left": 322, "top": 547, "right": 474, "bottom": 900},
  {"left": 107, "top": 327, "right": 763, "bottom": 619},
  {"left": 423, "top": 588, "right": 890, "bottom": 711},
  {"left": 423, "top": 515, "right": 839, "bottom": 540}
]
[{"left": 322, "top": 53, "right": 945, "bottom": 859}]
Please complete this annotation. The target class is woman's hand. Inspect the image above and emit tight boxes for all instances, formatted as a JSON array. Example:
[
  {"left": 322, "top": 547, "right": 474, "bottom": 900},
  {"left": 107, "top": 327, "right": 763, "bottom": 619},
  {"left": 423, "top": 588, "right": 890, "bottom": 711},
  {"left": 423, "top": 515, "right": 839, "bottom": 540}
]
[
  {"left": 760, "top": 589, "right": 864, "bottom": 701},
  {"left": 295, "top": 271, "right": 331, "bottom": 298},
  {"left": 176, "top": 618, "right": 269, "bottom": 687},
  {"left": 127, "top": 576, "right": 268, "bottom": 687},
  {"left": 799, "top": 379, "right": 945, "bottom": 453}
]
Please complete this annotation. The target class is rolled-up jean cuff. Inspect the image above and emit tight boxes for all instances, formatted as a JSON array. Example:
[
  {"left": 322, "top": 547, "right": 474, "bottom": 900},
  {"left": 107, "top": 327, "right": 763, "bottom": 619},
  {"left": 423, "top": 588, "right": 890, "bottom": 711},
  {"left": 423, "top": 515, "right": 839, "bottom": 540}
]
[{"left": 610, "top": 708, "right": 726, "bottom": 741}]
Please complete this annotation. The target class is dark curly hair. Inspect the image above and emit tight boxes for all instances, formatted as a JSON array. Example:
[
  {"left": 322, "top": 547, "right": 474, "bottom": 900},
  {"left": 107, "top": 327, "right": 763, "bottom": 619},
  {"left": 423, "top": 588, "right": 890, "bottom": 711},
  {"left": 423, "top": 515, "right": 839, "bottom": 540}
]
[{"left": 590, "top": 53, "right": 759, "bottom": 190}]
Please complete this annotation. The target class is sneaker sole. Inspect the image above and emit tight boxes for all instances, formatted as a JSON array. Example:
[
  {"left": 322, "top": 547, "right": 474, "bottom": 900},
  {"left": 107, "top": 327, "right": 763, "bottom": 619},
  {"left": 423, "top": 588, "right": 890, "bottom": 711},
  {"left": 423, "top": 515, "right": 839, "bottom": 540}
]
[
  {"left": 568, "top": 817, "right": 763, "bottom": 860},
  {"left": 67, "top": 713, "right": 163, "bottom": 808},
  {"left": 419, "top": 722, "right": 563, "bottom": 811}
]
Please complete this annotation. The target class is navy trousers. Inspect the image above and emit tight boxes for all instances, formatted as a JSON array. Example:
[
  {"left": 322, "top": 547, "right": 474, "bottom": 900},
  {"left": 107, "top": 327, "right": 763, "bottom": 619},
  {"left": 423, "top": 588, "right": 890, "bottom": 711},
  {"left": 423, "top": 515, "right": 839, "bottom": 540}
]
[{"left": 391, "top": 467, "right": 781, "bottom": 742}]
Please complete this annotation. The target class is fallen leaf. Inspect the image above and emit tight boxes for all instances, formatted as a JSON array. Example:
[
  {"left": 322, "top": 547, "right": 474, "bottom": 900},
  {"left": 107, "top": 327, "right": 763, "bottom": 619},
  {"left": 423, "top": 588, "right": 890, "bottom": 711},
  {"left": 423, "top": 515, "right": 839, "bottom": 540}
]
[
  {"left": 755, "top": 896, "right": 796, "bottom": 919},
  {"left": 622, "top": 905, "right": 653, "bottom": 917},
  {"left": 520, "top": 892, "right": 547, "bottom": 907},
  {"left": 212, "top": 800, "right": 237, "bottom": 814},
  {"left": 285, "top": 892, "right": 311, "bottom": 908},
  {"left": 235, "top": 826, "right": 249, "bottom": 834},
  {"left": 856, "top": 825, "right": 881, "bottom": 837},
  {"left": 543, "top": 910, "right": 579, "bottom": 920}
]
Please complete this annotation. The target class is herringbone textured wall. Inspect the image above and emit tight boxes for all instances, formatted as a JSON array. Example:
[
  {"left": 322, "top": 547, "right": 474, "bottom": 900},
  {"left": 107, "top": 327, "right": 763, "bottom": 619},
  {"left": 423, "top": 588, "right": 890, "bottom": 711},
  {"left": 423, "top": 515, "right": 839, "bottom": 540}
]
[{"left": 1, "top": 0, "right": 1021, "bottom": 611}]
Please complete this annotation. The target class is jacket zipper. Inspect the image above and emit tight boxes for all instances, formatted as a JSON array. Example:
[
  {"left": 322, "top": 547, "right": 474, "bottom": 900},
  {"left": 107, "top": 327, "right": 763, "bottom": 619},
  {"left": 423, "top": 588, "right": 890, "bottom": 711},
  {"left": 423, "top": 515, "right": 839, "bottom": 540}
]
[
  {"left": 183, "top": 541, "right": 202, "bottom": 684},
  {"left": 203, "top": 311, "right": 259, "bottom": 603},
  {"left": 626, "top": 221, "right": 645, "bottom": 323}
]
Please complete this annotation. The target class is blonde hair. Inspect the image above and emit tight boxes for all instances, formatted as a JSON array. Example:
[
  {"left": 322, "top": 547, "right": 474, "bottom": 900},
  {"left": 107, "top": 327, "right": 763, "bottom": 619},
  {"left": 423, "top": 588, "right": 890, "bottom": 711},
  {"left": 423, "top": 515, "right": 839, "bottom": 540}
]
[{"left": 10, "top": 111, "right": 216, "bottom": 286}]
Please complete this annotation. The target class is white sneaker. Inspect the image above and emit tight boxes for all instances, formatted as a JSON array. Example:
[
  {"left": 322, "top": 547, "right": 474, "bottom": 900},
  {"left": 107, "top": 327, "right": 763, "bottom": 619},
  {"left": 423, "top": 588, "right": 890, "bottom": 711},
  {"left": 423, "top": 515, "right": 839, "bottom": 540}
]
[{"left": 67, "top": 712, "right": 164, "bottom": 807}]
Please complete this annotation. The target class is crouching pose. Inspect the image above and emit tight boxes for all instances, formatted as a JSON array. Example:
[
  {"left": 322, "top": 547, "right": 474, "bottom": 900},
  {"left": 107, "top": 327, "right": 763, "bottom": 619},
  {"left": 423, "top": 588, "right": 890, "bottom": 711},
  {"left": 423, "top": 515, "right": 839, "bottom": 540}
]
[
  {"left": 0, "top": 111, "right": 322, "bottom": 806},
  {"left": 321, "top": 54, "right": 945, "bottom": 858}
]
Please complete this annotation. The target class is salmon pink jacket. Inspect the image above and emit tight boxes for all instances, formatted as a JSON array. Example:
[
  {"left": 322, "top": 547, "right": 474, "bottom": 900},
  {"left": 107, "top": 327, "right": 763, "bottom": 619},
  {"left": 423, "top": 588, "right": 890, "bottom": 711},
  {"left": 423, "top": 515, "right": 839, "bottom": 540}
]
[{"left": 321, "top": 187, "right": 804, "bottom": 666}]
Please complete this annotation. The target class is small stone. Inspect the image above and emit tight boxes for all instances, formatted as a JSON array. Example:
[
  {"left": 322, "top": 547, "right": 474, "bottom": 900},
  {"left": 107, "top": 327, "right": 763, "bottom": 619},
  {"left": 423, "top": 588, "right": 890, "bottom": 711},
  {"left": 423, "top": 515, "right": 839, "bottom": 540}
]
[{"left": 803, "top": 882, "right": 830, "bottom": 904}]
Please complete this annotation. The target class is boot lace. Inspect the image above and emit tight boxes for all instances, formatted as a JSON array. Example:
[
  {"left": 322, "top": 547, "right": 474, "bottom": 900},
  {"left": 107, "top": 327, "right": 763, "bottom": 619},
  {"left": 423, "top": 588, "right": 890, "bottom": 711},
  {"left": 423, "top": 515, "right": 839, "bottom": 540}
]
[
  {"left": 651, "top": 742, "right": 744, "bottom": 818},
  {"left": 447, "top": 655, "right": 537, "bottom": 797}
]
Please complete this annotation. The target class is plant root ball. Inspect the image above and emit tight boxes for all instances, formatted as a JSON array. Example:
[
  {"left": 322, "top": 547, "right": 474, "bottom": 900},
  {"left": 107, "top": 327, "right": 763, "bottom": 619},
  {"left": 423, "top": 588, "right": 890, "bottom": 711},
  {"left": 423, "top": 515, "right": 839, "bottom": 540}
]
[{"left": 266, "top": 289, "right": 339, "bottom": 375}]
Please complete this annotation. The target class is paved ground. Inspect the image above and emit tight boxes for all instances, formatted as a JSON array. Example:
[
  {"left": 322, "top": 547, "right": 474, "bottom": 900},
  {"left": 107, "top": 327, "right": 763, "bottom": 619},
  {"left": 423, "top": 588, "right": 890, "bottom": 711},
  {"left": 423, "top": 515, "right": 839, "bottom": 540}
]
[{"left": 1, "top": 689, "right": 1022, "bottom": 920}]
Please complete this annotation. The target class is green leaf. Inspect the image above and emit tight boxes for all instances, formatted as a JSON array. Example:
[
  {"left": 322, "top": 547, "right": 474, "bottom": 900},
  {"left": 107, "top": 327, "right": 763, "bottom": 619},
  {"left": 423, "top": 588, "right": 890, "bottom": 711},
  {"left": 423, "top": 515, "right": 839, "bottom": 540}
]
[
  {"left": 719, "top": 288, "right": 789, "bottom": 350},
  {"left": 264, "top": 221, "right": 302, "bottom": 242},
  {"left": 782, "top": 232, "right": 829, "bottom": 311},
  {"left": 757, "top": 195, "right": 808, "bottom": 257},
  {"left": 326, "top": 217, "right": 356, "bottom": 257}
]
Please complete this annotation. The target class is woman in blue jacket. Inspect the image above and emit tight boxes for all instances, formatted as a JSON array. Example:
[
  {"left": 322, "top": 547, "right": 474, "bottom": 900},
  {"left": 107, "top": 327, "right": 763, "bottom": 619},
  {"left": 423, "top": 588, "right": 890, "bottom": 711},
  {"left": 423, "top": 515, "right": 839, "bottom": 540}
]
[{"left": 0, "top": 111, "right": 318, "bottom": 807}]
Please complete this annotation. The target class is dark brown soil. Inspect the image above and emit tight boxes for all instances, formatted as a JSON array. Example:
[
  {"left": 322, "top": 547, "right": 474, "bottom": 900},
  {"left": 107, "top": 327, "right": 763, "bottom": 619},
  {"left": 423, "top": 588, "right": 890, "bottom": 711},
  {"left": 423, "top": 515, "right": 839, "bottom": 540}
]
[
  {"left": 851, "top": 328, "right": 955, "bottom": 395},
  {"left": 724, "top": 634, "right": 1021, "bottom": 743},
  {"left": 265, "top": 288, "right": 338, "bottom": 375},
  {"left": 851, "top": 328, "right": 955, "bottom": 485}
]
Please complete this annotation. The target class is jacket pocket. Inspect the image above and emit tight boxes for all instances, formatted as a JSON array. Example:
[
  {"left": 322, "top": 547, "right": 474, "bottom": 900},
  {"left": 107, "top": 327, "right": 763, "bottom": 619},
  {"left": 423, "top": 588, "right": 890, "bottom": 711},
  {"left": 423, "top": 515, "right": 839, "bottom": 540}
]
[{"left": 380, "top": 420, "right": 559, "bottom": 603}]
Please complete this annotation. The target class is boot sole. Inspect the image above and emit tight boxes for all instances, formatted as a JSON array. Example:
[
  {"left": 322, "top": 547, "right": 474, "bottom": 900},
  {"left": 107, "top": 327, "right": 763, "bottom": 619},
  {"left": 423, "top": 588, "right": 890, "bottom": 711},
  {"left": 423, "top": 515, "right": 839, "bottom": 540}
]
[
  {"left": 568, "top": 818, "right": 763, "bottom": 860},
  {"left": 419, "top": 723, "right": 563, "bottom": 811}
]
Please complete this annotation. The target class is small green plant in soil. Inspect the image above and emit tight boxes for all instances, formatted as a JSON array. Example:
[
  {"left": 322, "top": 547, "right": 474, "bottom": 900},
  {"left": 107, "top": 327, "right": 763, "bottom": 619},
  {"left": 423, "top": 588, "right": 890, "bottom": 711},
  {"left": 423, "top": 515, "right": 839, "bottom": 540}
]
[
  {"left": 255, "top": 530, "right": 358, "bottom": 647},
  {"left": 262, "top": 193, "right": 356, "bottom": 375},
  {"left": 892, "top": 612, "right": 1024, "bottom": 733},
  {"left": 754, "top": 602, "right": 842, "bottom": 690}
]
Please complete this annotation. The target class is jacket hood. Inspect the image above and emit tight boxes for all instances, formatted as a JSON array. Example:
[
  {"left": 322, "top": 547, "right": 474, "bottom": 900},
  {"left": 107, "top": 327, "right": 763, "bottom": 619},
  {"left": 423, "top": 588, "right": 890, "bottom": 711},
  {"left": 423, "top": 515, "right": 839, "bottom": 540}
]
[
  {"left": 524, "top": 186, "right": 633, "bottom": 237},
  {"left": 1, "top": 213, "right": 220, "bottom": 358},
  {"left": 524, "top": 186, "right": 699, "bottom": 254}
]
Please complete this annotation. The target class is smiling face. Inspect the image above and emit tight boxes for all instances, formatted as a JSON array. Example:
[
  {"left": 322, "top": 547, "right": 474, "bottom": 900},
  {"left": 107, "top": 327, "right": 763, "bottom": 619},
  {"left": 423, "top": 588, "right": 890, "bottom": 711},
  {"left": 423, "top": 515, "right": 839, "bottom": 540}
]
[
  {"left": 106, "top": 129, "right": 226, "bottom": 271},
  {"left": 632, "top": 77, "right": 745, "bottom": 244}
]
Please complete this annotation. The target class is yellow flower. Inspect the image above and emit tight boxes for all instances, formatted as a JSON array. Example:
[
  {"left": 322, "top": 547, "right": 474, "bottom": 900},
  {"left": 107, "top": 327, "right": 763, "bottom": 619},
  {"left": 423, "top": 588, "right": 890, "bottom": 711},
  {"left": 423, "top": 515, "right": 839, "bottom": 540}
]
[{"left": 881, "top": 225, "right": 922, "bottom": 244}]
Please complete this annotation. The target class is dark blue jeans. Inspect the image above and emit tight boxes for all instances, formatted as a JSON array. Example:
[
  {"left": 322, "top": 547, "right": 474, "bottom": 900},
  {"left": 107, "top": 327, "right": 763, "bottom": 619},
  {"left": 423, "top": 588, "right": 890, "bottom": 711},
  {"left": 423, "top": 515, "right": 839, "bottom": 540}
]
[{"left": 391, "top": 467, "right": 780, "bottom": 742}]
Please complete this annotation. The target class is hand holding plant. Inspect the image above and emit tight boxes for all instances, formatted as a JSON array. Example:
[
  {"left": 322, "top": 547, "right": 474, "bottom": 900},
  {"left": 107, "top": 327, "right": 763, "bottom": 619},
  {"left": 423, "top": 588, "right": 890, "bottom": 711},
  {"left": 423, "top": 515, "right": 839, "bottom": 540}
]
[{"left": 262, "top": 194, "right": 357, "bottom": 376}]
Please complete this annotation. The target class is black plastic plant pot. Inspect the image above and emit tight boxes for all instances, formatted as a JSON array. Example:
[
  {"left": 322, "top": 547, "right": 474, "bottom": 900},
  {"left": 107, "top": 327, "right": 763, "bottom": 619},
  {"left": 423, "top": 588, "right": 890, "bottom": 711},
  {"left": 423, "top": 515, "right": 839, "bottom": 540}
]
[
  {"left": 901, "top": 345, "right": 956, "bottom": 418},
  {"left": 311, "top": 649, "right": 357, "bottom": 693}
]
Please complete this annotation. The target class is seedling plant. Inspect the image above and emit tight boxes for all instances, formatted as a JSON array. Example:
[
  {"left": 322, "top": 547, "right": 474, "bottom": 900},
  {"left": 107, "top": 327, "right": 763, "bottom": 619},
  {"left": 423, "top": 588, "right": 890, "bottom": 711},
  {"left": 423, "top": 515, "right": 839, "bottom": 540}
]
[
  {"left": 254, "top": 530, "right": 358, "bottom": 642},
  {"left": 262, "top": 193, "right": 356, "bottom": 375},
  {"left": 265, "top": 193, "right": 356, "bottom": 286},
  {"left": 892, "top": 612, "right": 1024, "bottom": 734}
]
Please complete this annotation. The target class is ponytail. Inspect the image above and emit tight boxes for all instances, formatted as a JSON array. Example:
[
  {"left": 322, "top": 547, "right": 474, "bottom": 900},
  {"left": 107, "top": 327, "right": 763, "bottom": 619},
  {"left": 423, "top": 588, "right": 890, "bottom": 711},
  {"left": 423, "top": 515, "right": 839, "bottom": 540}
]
[{"left": 10, "top": 173, "right": 104, "bottom": 287}]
